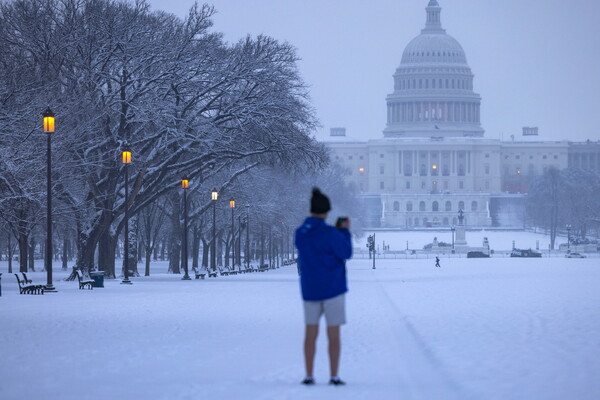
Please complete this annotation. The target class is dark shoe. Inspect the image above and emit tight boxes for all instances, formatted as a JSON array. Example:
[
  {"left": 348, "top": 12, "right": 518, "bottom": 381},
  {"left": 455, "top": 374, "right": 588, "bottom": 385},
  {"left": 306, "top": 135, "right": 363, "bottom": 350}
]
[
  {"left": 329, "top": 377, "right": 346, "bottom": 386},
  {"left": 301, "top": 377, "right": 315, "bottom": 385}
]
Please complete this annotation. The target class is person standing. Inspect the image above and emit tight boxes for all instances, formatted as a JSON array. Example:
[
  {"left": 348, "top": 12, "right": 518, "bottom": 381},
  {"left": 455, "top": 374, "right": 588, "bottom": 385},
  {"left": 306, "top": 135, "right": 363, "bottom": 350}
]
[
  {"left": 435, "top": 256, "right": 441, "bottom": 268},
  {"left": 295, "top": 188, "right": 352, "bottom": 386}
]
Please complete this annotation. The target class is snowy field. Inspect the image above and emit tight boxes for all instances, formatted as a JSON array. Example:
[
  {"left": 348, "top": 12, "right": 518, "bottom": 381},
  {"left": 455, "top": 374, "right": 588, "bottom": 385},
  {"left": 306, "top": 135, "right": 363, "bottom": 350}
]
[
  {"left": 353, "top": 229, "right": 574, "bottom": 253},
  {"left": 1, "top": 257, "right": 599, "bottom": 400}
]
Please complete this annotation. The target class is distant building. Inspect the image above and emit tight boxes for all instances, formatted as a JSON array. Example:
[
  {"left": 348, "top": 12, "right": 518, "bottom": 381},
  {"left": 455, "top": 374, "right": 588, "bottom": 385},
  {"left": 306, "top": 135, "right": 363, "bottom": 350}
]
[{"left": 323, "top": 0, "right": 598, "bottom": 228}]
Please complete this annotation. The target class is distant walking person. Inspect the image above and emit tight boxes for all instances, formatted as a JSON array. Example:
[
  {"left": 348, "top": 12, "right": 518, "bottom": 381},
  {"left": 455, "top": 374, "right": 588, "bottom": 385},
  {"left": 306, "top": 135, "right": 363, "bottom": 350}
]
[
  {"left": 435, "top": 256, "right": 441, "bottom": 268},
  {"left": 295, "top": 188, "right": 352, "bottom": 386}
]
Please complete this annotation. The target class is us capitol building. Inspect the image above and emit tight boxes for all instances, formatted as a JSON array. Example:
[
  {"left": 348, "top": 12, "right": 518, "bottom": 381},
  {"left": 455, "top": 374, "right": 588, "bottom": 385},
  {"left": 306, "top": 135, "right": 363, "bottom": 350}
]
[{"left": 324, "top": 0, "right": 600, "bottom": 228}]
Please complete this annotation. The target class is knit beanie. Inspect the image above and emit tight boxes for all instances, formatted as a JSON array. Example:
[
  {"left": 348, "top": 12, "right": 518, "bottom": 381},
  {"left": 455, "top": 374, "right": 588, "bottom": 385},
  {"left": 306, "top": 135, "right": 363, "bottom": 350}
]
[{"left": 310, "top": 187, "right": 331, "bottom": 214}]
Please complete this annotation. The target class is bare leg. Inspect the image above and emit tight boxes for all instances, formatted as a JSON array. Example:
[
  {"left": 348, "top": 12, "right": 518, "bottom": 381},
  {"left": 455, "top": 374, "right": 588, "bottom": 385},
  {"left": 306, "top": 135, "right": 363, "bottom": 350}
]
[
  {"left": 304, "top": 324, "right": 319, "bottom": 377},
  {"left": 327, "top": 325, "right": 341, "bottom": 377}
]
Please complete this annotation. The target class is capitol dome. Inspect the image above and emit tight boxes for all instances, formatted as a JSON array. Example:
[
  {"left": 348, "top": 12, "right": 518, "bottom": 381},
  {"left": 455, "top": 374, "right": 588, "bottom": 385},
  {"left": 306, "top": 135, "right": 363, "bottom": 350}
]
[
  {"left": 401, "top": 34, "right": 467, "bottom": 65},
  {"left": 383, "top": 0, "right": 484, "bottom": 138}
]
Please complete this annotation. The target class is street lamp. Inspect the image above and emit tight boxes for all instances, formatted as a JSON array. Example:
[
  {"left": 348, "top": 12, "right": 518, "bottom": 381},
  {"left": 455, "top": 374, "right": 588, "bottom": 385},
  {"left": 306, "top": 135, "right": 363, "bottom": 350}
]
[
  {"left": 566, "top": 224, "right": 572, "bottom": 251},
  {"left": 181, "top": 178, "right": 191, "bottom": 280},
  {"left": 42, "top": 108, "right": 57, "bottom": 292},
  {"left": 211, "top": 189, "right": 218, "bottom": 272},
  {"left": 230, "top": 199, "right": 235, "bottom": 270},
  {"left": 451, "top": 225, "right": 455, "bottom": 253},
  {"left": 121, "top": 145, "right": 132, "bottom": 285}
]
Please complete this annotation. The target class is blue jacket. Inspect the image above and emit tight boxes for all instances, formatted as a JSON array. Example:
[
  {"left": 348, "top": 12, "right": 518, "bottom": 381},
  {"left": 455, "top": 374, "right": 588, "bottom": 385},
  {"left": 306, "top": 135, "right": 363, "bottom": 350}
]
[{"left": 295, "top": 217, "right": 352, "bottom": 301}]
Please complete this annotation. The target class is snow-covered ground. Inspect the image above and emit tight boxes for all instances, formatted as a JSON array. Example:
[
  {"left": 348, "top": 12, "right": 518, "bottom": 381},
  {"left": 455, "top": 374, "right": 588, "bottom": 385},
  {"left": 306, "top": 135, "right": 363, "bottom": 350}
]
[{"left": 1, "top": 256, "right": 599, "bottom": 400}]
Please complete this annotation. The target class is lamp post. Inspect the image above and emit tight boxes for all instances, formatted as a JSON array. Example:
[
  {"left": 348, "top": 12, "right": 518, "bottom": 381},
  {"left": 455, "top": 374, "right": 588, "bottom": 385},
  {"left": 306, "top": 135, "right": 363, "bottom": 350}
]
[
  {"left": 181, "top": 178, "right": 191, "bottom": 280},
  {"left": 121, "top": 146, "right": 132, "bottom": 285},
  {"left": 451, "top": 225, "right": 455, "bottom": 253},
  {"left": 246, "top": 205, "right": 250, "bottom": 270},
  {"left": 211, "top": 189, "right": 218, "bottom": 271},
  {"left": 43, "top": 108, "right": 57, "bottom": 292},
  {"left": 230, "top": 199, "right": 235, "bottom": 270},
  {"left": 566, "top": 224, "right": 572, "bottom": 251},
  {"left": 237, "top": 212, "right": 242, "bottom": 270}
]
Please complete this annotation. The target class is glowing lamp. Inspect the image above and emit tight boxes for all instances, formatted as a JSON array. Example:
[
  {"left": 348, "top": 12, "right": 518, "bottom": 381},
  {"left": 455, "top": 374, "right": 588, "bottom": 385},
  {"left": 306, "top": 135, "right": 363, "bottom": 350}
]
[
  {"left": 230, "top": 199, "right": 235, "bottom": 208},
  {"left": 211, "top": 189, "right": 218, "bottom": 201},
  {"left": 359, "top": 168, "right": 365, "bottom": 173},
  {"left": 122, "top": 148, "right": 132, "bottom": 164},
  {"left": 181, "top": 178, "right": 189, "bottom": 189},
  {"left": 43, "top": 107, "right": 55, "bottom": 133}
]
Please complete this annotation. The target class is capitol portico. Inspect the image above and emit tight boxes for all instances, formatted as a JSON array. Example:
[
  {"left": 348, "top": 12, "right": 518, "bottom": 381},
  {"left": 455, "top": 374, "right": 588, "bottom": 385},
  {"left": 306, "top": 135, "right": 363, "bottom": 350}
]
[{"left": 324, "top": 0, "right": 599, "bottom": 229}]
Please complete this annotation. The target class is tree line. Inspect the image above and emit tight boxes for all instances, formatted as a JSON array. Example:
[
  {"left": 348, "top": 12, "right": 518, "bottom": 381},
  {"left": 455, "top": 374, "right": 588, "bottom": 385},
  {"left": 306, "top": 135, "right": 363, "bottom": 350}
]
[
  {"left": 526, "top": 167, "right": 600, "bottom": 249},
  {"left": 0, "top": 0, "right": 362, "bottom": 277}
]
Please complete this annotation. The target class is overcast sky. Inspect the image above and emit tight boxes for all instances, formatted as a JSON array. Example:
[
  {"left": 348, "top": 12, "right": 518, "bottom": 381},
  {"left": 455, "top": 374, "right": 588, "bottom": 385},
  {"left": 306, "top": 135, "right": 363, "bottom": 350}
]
[{"left": 147, "top": 0, "right": 600, "bottom": 143}]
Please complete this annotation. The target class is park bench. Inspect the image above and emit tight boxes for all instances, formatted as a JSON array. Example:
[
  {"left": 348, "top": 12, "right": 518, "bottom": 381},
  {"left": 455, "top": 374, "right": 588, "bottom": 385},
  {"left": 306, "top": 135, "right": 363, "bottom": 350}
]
[
  {"left": 258, "top": 264, "right": 269, "bottom": 272},
  {"left": 219, "top": 267, "right": 230, "bottom": 276},
  {"left": 76, "top": 270, "right": 94, "bottom": 290},
  {"left": 193, "top": 267, "right": 206, "bottom": 280},
  {"left": 15, "top": 274, "right": 44, "bottom": 295},
  {"left": 21, "top": 272, "right": 33, "bottom": 284}
]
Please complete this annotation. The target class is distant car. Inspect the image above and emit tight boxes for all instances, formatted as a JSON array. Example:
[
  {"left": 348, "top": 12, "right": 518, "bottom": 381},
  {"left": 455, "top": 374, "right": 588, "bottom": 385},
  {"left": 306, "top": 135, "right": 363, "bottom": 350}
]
[
  {"left": 565, "top": 252, "right": 586, "bottom": 258},
  {"left": 467, "top": 251, "right": 490, "bottom": 258},
  {"left": 510, "top": 249, "right": 542, "bottom": 258}
]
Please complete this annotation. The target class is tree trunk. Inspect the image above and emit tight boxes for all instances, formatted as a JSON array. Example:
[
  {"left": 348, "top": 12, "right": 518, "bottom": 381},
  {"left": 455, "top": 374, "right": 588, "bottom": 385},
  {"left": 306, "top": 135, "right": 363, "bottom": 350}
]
[
  {"left": 18, "top": 232, "right": 28, "bottom": 273},
  {"left": 98, "top": 232, "right": 116, "bottom": 278},
  {"left": 124, "top": 216, "right": 139, "bottom": 277},
  {"left": 192, "top": 226, "right": 200, "bottom": 270},
  {"left": 28, "top": 236, "right": 35, "bottom": 272},
  {"left": 168, "top": 210, "right": 182, "bottom": 274},
  {"left": 145, "top": 243, "right": 151, "bottom": 276},
  {"left": 7, "top": 232, "right": 14, "bottom": 274},
  {"left": 202, "top": 238, "right": 209, "bottom": 268},
  {"left": 62, "top": 236, "right": 68, "bottom": 270},
  {"left": 224, "top": 231, "right": 231, "bottom": 268}
]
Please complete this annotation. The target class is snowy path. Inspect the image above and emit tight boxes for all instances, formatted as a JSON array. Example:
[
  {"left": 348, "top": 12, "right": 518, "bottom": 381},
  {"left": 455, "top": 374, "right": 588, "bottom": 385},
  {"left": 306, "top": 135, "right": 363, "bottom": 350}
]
[{"left": 1, "top": 258, "right": 600, "bottom": 400}]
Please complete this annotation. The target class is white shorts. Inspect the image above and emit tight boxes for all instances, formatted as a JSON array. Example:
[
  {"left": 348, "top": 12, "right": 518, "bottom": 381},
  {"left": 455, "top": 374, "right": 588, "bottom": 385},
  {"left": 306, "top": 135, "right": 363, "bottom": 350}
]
[{"left": 303, "top": 294, "right": 346, "bottom": 326}]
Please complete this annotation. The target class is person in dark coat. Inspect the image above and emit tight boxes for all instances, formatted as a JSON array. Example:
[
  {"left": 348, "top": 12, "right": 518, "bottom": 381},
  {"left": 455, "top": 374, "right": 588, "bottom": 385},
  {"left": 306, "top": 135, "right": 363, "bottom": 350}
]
[
  {"left": 295, "top": 188, "right": 352, "bottom": 386},
  {"left": 435, "top": 256, "right": 441, "bottom": 268}
]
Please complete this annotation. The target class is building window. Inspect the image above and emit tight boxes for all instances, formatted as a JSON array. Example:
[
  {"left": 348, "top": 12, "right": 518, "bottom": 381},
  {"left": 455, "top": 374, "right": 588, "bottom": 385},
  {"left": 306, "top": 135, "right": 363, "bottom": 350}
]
[
  {"left": 485, "top": 181, "right": 490, "bottom": 189},
  {"left": 421, "top": 181, "right": 426, "bottom": 189},
  {"left": 543, "top": 155, "right": 547, "bottom": 159},
  {"left": 471, "top": 201, "right": 478, "bottom": 211},
  {"left": 393, "top": 201, "right": 400, "bottom": 211},
  {"left": 485, "top": 165, "right": 490, "bottom": 174},
  {"left": 443, "top": 217, "right": 449, "bottom": 225},
  {"left": 443, "top": 181, "right": 448, "bottom": 190},
  {"left": 516, "top": 155, "right": 520, "bottom": 160},
  {"left": 445, "top": 201, "right": 452, "bottom": 211},
  {"left": 406, "top": 181, "right": 411, "bottom": 189},
  {"left": 420, "top": 164, "right": 427, "bottom": 176},
  {"left": 432, "top": 201, "right": 439, "bottom": 212},
  {"left": 554, "top": 155, "right": 558, "bottom": 160},
  {"left": 459, "top": 181, "right": 464, "bottom": 189},
  {"left": 348, "top": 155, "right": 353, "bottom": 160},
  {"left": 459, "top": 201, "right": 465, "bottom": 211},
  {"left": 359, "top": 156, "right": 364, "bottom": 160},
  {"left": 407, "top": 202, "right": 413, "bottom": 211},
  {"left": 380, "top": 182, "right": 385, "bottom": 189},
  {"left": 380, "top": 154, "right": 385, "bottom": 158},
  {"left": 485, "top": 154, "right": 489, "bottom": 158},
  {"left": 419, "top": 201, "right": 426, "bottom": 212},
  {"left": 380, "top": 166, "right": 385, "bottom": 174}
]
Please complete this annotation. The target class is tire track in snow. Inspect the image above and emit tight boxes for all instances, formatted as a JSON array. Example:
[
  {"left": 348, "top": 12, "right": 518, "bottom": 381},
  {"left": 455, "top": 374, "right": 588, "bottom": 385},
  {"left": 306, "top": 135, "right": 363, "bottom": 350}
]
[{"left": 371, "top": 271, "right": 472, "bottom": 400}]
